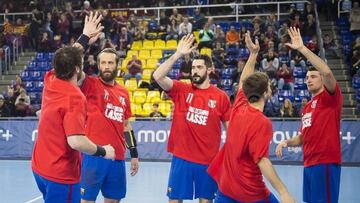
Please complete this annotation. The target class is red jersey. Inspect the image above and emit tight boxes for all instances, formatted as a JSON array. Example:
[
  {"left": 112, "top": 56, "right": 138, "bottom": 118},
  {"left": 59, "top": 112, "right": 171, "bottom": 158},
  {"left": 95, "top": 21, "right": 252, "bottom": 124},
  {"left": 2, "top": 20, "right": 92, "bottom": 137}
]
[
  {"left": 167, "top": 80, "right": 231, "bottom": 165},
  {"left": 81, "top": 76, "right": 131, "bottom": 160},
  {"left": 32, "top": 71, "right": 86, "bottom": 184},
  {"left": 300, "top": 84, "right": 342, "bottom": 167},
  {"left": 208, "top": 90, "right": 272, "bottom": 202}
]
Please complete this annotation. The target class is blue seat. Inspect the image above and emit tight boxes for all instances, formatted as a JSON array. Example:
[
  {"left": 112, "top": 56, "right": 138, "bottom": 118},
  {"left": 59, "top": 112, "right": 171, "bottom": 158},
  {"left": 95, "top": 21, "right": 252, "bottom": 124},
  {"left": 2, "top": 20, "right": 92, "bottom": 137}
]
[
  {"left": 239, "top": 48, "right": 249, "bottom": 59},
  {"left": 295, "top": 90, "right": 310, "bottom": 102},
  {"left": 221, "top": 68, "right": 234, "bottom": 79},
  {"left": 221, "top": 79, "right": 232, "bottom": 89},
  {"left": 227, "top": 47, "right": 239, "bottom": 56},
  {"left": 168, "top": 69, "right": 179, "bottom": 79},
  {"left": 218, "top": 22, "right": 229, "bottom": 32},
  {"left": 293, "top": 66, "right": 307, "bottom": 78},
  {"left": 30, "top": 71, "right": 42, "bottom": 81},
  {"left": 34, "top": 81, "right": 44, "bottom": 92},
  {"left": 241, "top": 21, "right": 253, "bottom": 29},
  {"left": 25, "top": 81, "right": 36, "bottom": 92},
  {"left": 352, "top": 77, "right": 360, "bottom": 89},
  {"left": 294, "top": 78, "right": 307, "bottom": 90},
  {"left": 230, "top": 22, "right": 241, "bottom": 31},
  {"left": 20, "top": 71, "right": 31, "bottom": 81},
  {"left": 27, "top": 61, "right": 40, "bottom": 71},
  {"left": 278, "top": 90, "right": 295, "bottom": 103},
  {"left": 35, "top": 53, "right": 46, "bottom": 62}
]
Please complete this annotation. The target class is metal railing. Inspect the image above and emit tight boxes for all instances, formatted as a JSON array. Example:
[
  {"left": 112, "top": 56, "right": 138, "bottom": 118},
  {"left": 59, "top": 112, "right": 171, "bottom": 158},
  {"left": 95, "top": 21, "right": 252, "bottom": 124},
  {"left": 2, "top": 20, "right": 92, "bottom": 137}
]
[
  {"left": 3, "top": 46, "right": 11, "bottom": 74},
  {"left": 12, "top": 38, "right": 20, "bottom": 63},
  {"left": 314, "top": 3, "right": 326, "bottom": 60}
]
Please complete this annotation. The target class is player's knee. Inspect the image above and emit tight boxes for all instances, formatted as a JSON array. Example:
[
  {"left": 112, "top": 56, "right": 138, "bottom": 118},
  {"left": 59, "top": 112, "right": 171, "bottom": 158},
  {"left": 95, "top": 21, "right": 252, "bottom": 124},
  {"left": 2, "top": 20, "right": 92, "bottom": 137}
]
[{"left": 104, "top": 198, "right": 120, "bottom": 203}]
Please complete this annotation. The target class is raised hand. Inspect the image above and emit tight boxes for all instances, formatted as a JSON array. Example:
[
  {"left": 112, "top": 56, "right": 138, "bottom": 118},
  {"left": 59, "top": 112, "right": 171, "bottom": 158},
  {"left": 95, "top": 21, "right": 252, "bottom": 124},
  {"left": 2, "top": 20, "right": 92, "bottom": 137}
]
[
  {"left": 244, "top": 31, "right": 260, "bottom": 54},
  {"left": 83, "top": 11, "right": 104, "bottom": 44},
  {"left": 285, "top": 27, "right": 305, "bottom": 50},
  {"left": 176, "top": 34, "right": 196, "bottom": 56}
]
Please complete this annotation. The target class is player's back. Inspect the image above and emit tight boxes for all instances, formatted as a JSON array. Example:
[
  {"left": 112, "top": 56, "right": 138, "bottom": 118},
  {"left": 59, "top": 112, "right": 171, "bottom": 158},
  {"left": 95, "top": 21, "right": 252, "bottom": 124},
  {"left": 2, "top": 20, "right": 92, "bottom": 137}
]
[
  {"left": 208, "top": 90, "right": 272, "bottom": 202},
  {"left": 32, "top": 71, "right": 86, "bottom": 184}
]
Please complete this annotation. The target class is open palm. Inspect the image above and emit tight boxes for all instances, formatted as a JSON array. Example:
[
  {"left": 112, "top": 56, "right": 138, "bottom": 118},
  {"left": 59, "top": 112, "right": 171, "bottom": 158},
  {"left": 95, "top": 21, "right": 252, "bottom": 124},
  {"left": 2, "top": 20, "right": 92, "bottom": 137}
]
[
  {"left": 176, "top": 34, "right": 196, "bottom": 56},
  {"left": 244, "top": 31, "right": 259, "bottom": 54},
  {"left": 285, "top": 27, "right": 304, "bottom": 50}
]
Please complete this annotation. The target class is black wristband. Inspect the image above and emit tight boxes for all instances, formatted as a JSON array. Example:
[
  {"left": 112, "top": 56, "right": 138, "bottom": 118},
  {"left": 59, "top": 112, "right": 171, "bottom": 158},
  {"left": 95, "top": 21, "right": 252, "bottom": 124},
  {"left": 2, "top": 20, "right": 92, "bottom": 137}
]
[
  {"left": 94, "top": 145, "right": 106, "bottom": 157},
  {"left": 76, "top": 34, "right": 90, "bottom": 51},
  {"left": 129, "top": 147, "right": 138, "bottom": 158}
]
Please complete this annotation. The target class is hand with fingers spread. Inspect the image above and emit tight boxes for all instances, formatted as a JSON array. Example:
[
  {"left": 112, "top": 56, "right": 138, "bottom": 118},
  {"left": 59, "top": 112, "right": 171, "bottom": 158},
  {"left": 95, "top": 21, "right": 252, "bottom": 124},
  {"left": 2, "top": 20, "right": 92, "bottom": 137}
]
[
  {"left": 285, "top": 27, "right": 305, "bottom": 51},
  {"left": 244, "top": 31, "right": 260, "bottom": 54},
  {"left": 83, "top": 11, "right": 104, "bottom": 44},
  {"left": 176, "top": 34, "right": 197, "bottom": 56}
]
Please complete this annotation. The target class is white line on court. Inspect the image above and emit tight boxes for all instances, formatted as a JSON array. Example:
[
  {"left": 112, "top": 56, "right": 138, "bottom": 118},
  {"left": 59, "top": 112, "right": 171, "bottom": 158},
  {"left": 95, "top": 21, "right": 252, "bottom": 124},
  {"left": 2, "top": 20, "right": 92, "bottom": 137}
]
[{"left": 24, "top": 195, "right": 42, "bottom": 203}]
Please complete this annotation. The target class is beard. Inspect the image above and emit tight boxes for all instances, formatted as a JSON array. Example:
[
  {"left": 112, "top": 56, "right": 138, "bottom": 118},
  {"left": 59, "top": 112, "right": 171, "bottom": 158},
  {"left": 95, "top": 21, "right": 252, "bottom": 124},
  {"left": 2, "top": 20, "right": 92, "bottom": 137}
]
[
  {"left": 99, "top": 69, "right": 118, "bottom": 82},
  {"left": 191, "top": 73, "right": 207, "bottom": 85}
]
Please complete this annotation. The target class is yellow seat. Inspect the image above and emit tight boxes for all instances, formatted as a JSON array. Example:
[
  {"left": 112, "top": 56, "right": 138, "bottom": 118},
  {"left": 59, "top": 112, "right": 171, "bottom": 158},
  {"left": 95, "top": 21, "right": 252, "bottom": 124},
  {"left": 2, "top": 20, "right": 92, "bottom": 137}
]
[
  {"left": 125, "top": 79, "right": 138, "bottom": 91},
  {"left": 154, "top": 40, "right": 166, "bottom": 50},
  {"left": 151, "top": 49, "right": 163, "bottom": 59},
  {"left": 115, "top": 77, "right": 124, "bottom": 86},
  {"left": 200, "top": 48, "right": 212, "bottom": 57},
  {"left": 140, "top": 59, "right": 147, "bottom": 68},
  {"left": 146, "top": 90, "right": 161, "bottom": 103},
  {"left": 146, "top": 59, "right": 159, "bottom": 69},
  {"left": 138, "top": 50, "right": 151, "bottom": 60},
  {"left": 131, "top": 41, "right": 142, "bottom": 50},
  {"left": 142, "top": 103, "right": 153, "bottom": 117},
  {"left": 158, "top": 102, "right": 172, "bottom": 115},
  {"left": 133, "top": 90, "right": 147, "bottom": 104},
  {"left": 143, "top": 40, "right": 154, "bottom": 50},
  {"left": 121, "top": 59, "right": 130, "bottom": 71},
  {"left": 193, "top": 31, "right": 200, "bottom": 41},
  {"left": 166, "top": 40, "right": 177, "bottom": 50},
  {"left": 142, "top": 69, "right": 153, "bottom": 80},
  {"left": 126, "top": 50, "right": 138, "bottom": 58},
  {"left": 129, "top": 91, "right": 134, "bottom": 103},
  {"left": 131, "top": 103, "right": 143, "bottom": 116}
]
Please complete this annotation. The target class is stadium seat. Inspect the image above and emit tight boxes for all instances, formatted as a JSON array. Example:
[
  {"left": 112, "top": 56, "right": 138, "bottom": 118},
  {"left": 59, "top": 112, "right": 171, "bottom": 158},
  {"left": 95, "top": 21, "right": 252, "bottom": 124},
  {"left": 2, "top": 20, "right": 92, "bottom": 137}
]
[
  {"left": 146, "top": 91, "right": 161, "bottom": 103},
  {"left": 218, "top": 22, "right": 229, "bottom": 32},
  {"left": 143, "top": 40, "right": 154, "bottom": 50},
  {"left": 151, "top": 50, "right": 163, "bottom": 59},
  {"left": 115, "top": 77, "right": 124, "bottom": 86},
  {"left": 154, "top": 40, "right": 166, "bottom": 50},
  {"left": 142, "top": 69, "right": 153, "bottom": 80},
  {"left": 125, "top": 79, "right": 138, "bottom": 91},
  {"left": 146, "top": 59, "right": 159, "bottom": 69},
  {"left": 139, "top": 50, "right": 151, "bottom": 60},
  {"left": 131, "top": 41, "right": 143, "bottom": 50},
  {"left": 294, "top": 78, "right": 307, "bottom": 90},
  {"left": 131, "top": 103, "right": 143, "bottom": 116},
  {"left": 133, "top": 90, "right": 147, "bottom": 104},
  {"left": 295, "top": 90, "right": 311, "bottom": 102},
  {"left": 142, "top": 103, "right": 153, "bottom": 117},
  {"left": 121, "top": 59, "right": 130, "bottom": 70},
  {"left": 293, "top": 66, "right": 307, "bottom": 78},
  {"left": 20, "top": 71, "right": 31, "bottom": 81},
  {"left": 126, "top": 50, "right": 138, "bottom": 58},
  {"left": 278, "top": 90, "right": 295, "bottom": 103},
  {"left": 221, "top": 79, "right": 232, "bottom": 89},
  {"left": 168, "top": 69, "right": 180, "bottom": 79},
  {"left": 221, "top": 68, "right": 234, "bottom": 79},
  {"left": 158, "top": 102, "right": 172, "bottom": 116},
  {"left": 166, "top": 40, "right": 177, "bottom": 50},
  {"left": 200, "top": 48, "right": 212, "bottom": 57},
  {"left": 353, "top": 77, "right": 360, "bottom": 89}
]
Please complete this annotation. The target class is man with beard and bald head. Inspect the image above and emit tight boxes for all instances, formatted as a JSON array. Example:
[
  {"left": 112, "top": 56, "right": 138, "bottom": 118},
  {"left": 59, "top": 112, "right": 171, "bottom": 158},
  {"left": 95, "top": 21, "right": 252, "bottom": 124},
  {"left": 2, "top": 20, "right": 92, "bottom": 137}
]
[
  {"left": 77, "top": 48, "right": 139, "bottom": 203},
  {"left": 153, "top": 34, "right": 231, "bottom": 203}
]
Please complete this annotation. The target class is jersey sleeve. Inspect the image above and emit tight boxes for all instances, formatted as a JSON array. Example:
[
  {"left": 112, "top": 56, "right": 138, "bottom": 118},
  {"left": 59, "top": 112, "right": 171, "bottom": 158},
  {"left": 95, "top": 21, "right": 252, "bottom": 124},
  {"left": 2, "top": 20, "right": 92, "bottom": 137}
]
[
  {"left": 322, "top": 83, "right": 343, "bottom": 108},
  {"left": 234, "top": 89, "right": 249, "bottom": 107},
  {"left": 248, "top": 120, "right": 273, "bottom": 164},
  {"left": 63, "top": 95, "right": 87, "bottom": 136},
  {"left": 80, "top": 76, "right": 95, "bottom": 96},
  {"left": 166, "top": 80, "right": 187, "bottom": 100},
  {"left": 220, "top": 93, "right": 232, "bottom": 122}
]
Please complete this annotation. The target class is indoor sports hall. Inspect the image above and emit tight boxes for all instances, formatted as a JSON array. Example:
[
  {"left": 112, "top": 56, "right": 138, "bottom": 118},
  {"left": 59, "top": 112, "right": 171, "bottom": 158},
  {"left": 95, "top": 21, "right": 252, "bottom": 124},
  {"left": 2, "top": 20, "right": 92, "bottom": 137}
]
[{"left": 0, "top": 0, "right": 359, "bottom": 202}]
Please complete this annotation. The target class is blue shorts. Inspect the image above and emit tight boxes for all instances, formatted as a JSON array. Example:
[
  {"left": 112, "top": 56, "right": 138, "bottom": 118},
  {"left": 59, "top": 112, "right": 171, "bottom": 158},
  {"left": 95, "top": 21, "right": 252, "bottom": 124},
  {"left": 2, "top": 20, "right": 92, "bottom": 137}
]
[
  {"left": 215, "top": 190, "right": 279, "bottom": 203},
  {"left": 167, "top": 156, "right": 217, "bottom": 200},
  {"left": 80, "top": 154, "right": 126, "bottom": 201},
  {"left": 33, "top": 171, "right": 80, "bottom": 203},
  {"left": 303, "top": 163, "right": 341, "bottom": 203}
]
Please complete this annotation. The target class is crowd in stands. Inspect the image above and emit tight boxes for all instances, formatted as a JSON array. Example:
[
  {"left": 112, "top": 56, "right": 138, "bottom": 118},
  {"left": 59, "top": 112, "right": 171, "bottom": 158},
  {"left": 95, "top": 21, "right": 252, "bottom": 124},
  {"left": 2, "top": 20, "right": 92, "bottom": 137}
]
[{"left": 0, "top": 0, "right": 325, "bottom": 118}]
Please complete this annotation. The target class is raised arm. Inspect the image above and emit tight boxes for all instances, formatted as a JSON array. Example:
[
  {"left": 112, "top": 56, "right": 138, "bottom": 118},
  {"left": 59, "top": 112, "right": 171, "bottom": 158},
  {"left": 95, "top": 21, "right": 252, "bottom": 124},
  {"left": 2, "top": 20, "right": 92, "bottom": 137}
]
[
  {"left": 153, "top": 34, "right": 196, "bottom": 91},
  {"left": 286, "top": 27, "right": 336, "bottom": 93},
  {"left": 239, "top": 31, "right": 260, "bottom": 90}
]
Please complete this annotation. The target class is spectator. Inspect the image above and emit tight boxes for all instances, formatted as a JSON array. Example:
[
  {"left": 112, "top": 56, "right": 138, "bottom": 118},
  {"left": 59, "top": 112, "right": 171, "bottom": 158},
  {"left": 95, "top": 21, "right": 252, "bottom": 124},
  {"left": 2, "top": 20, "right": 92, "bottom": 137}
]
[
  {"left": 192, "top": 8, "right": 206, "bottom": 30},
  {"left": 84, "top": 55, "right": 98, "bottom": 76},
  {"left": 101, "top": 10, "right": 113, "bottom": 38},
  {"left": 265, "top": 13, "right": 278, "bottom": 30},
  {"left": 212, "top": 42, "right": 226, "bottom": 68},
  {"left": 262, "top": 50, "right": 279, "bottom": 78},
  {"left": 323, "top": 34, "right": 340, "bottom": 58},
  {"left": 278, "top": 36, "right": 290, "bottom": 57},
  {"left": 306, "top": 35, "right": 319, "bottom": 54},
  {"left": 280, "top": 99, "right": 295, "bottom": 118},
  {"left": 159, "top": 10, "right": 170, "bottom": 33},
  {"left": 278, "top": 21, "right": 289, "bottom": 39},
  {"left": 64, "top": 2, "right": 75, "bottom": 37},
  {"left": 296, "top": 97, "right": 308, "bottom": 117},
  {"left": 277, "top": 63, "right": 294, "bottom": 91},
  {"left": 350, "top": 1, "right": 360, "bottom": 35},
  {"left": 265, "top": 25, "right": 278, "bottom": 43},
  {"left": 0, "top": 94, "right": 11, "bottom": 117},
  {"left": 226, "top": 26, "right": 239, "bottom": 49},
  {"left": 44, "top": 12, "right": 54, "bottom": 38},
  {"left": 149, "top": 103, "right": 165, "bottom": 119},
  {"left": 351, "top": 50, "right": 360, "bottom": 76},
  {"left": 80, "top": 0, "right": 92, "bottom": 25},
  {"left": 214, "top": 25, "right": 226, "bottom": 47},
  {"left": 179, "top": 17, "right": 193, "bottom": 38},
  {"left": 290, "top": 52, "right": 306, "bottom": 68},
  {"left": 252, "top": 22, "right": 262, "bottom": 39},
  {"left": 134, "top": 20, "right": 147, "bottom": 40},
  {"left": 207, "top": 17, "right": 216, "bottom": 32},
  {"left": 28, "top": 7, "right": 42, "bottom": 50},
  {"left": 291, "top": 13, "right": 303, "bottom": 30},
  {"left": 39, "top": 32, "right": 53, "bottom": 52},
  {"left": 179, "top": 54, "right": 192, "bottom": 79},
  {"left": 58, "top": 13, "right": 70, "bottom": 44},
  {"left": 14, "top": 88, "right": 31, "bottom": 117},
  {"left": 117, "top": 27, "right": 132, "bottom": 51},
  {"left": 125, "top": 55, "right": 143, "bottom": 82},
  {"left": 166, "top": 19, "right": 179, "bottom": 40},
  {"left": 114, "top": 14, "right": 128, "bottom": 34},
  {"left": 302, "top": 14, "right": 316, "bottom": 37},
  {"left": 302, "top": 3, "right": 315, "bottom": 21},
  {"left": 198, "top": 23, "right": 214, "bottom": 50},
  {"left": 169, "top": 8, "right": 182, "bottom": 25},
  {"left": 231, "top": 59, "right": 245, "bottom": 89}
]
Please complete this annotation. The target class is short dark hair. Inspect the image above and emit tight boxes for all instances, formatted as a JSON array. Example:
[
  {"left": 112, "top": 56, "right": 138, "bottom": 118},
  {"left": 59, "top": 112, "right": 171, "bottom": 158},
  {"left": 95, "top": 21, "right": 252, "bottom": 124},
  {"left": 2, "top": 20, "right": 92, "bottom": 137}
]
[
  {"left": 193, "top": 54, "right": 213, "bottom": 68},
  {"left": 308, "top": 67, "right": 318, "bottom": 72},
  {"left": 97, "top": 48, "right": 120, "bottom": 67},
  {"left": 53, "top": 47, "right": 83, "bottom": 80},
  {"left": 243, "top": 72, "right": 269, "bottom": 103}
]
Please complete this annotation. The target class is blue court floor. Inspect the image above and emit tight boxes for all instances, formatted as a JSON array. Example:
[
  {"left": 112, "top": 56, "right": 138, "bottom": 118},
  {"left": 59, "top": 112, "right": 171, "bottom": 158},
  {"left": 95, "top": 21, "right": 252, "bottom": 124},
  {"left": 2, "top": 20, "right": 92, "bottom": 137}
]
[{"left": 0, "top": 160, "right": 359, "bottom": 203}]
